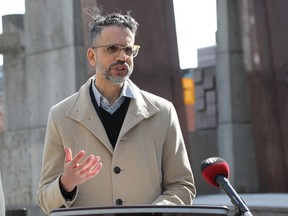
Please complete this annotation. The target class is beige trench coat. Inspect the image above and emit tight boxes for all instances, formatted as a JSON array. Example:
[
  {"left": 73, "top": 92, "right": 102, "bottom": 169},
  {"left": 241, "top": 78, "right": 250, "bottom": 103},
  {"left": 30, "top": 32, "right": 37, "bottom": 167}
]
[{"left": 37, "top": 77, "right": 196, "bottom": 215}]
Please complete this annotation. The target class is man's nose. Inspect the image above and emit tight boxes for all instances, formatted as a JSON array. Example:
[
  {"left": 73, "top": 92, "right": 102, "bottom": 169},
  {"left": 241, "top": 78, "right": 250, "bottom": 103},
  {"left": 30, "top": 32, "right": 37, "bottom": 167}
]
[{"left": 116, "top": 49, "right": 129, "bottom": 61}]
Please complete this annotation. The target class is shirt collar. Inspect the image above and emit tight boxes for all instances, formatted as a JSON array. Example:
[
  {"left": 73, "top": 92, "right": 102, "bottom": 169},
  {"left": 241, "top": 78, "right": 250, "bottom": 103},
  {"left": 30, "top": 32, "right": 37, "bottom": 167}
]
[{"left": 92, "top": 78, "right": 136, "bottom": 107}]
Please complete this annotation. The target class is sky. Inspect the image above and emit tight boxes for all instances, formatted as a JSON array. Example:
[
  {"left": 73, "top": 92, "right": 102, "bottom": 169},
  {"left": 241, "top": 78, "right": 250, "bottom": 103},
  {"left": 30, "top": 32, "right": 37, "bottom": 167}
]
[
  {"left": 173, "top": 0, "right": 217, "bottom": 68},
  {"left": 0, "top": 0, "right": 217, "bottom": 69}
]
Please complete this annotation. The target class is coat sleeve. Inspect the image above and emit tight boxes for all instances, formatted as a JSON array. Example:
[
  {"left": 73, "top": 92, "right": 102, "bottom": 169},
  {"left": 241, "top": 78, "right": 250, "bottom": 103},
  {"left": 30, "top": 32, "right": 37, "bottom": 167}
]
[
  {"left": 152, "top": 103, "right": 196, "bottom": 205},
  {"left": 37, "top": 109, "right": 78, "bottom": 215}
]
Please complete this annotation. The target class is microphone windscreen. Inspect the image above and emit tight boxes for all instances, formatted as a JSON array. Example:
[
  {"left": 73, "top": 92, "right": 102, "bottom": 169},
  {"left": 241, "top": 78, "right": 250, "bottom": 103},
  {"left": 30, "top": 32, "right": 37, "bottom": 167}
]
[{"left": 200, "top": 157, "right": 229, "bottom": 187}]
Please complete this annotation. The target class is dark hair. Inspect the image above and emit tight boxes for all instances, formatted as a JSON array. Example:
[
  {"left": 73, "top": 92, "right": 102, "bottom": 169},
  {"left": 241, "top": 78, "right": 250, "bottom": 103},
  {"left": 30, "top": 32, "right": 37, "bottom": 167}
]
[{"left": 88, "top": 8, "right": 139, "bottom": 46}]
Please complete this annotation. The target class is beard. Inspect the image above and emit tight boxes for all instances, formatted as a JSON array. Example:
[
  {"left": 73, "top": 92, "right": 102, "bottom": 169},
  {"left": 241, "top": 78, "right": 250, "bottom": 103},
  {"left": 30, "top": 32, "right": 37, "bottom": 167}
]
[{"left": 95, "top": 60, "right": 134, "bottom": 85}]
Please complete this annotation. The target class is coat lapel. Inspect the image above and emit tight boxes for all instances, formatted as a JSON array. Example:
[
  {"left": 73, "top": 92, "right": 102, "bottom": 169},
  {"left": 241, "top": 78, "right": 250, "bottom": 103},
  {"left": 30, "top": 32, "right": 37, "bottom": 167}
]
[
  {"left": 118, "top": 80, "right": 159, "bottom": 138},
  {"left": 66, "top": 78, "right": 114, "bottom": 153},
  {"left": 66, "top": 78, "right": 159, "bottom": 153}
]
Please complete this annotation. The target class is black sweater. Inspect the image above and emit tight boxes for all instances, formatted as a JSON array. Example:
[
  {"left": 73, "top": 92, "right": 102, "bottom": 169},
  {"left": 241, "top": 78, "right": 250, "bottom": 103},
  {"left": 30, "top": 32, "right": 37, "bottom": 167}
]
[{"left": 89, "top": 83, "right": 130, "bottom": 148}]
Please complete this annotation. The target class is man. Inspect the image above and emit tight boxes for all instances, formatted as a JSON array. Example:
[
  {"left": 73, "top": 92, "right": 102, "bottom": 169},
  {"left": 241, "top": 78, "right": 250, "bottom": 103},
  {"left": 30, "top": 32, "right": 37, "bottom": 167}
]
[{"left": 38, "top": 10, "right": 196, "bottom": 215}]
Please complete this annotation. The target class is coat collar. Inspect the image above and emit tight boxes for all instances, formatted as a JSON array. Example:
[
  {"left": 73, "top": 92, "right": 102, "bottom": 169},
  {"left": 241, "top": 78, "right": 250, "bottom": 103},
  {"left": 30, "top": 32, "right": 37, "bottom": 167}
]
[{"left": 66, "top": 77, "right": 159, "bottom": 152}]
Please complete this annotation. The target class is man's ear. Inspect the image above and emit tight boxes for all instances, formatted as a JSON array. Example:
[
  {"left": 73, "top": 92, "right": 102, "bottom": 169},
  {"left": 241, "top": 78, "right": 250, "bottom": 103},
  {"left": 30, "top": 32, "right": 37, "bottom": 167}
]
[{"left": 87, "top": 48, "right": 96, "bottom": 66}]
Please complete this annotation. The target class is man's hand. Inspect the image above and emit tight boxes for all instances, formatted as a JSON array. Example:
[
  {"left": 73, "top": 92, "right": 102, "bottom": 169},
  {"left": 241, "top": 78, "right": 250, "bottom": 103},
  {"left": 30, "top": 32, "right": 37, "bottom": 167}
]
[{"left": 60, "top": 146, "right": 103, "bottom": 192}]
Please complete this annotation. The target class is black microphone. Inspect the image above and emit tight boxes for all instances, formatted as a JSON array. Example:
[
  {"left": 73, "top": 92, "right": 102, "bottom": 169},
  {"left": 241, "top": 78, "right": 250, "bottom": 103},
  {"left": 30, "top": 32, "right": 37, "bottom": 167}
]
[{"left": 201, "top": 157, "right": 253, "bottom": 216}]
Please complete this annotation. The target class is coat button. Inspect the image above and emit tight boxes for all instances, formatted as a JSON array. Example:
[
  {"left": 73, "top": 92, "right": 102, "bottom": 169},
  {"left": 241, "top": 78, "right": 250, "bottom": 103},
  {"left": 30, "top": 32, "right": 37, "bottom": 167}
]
[
  {"left": 116, "top": 199, "right": 123, "bottom": 205},
  {"left": 114, "top": 166, "right": 121, "bottom": 174}
]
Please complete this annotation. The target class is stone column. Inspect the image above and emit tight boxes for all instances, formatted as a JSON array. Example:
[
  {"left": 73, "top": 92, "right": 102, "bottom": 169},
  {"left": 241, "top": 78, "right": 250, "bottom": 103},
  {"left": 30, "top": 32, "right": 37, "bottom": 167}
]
[
  {"left": 239, "top": 0, "right": 288, "bottom": 192},
  {"left": 216, "top": 0, "right": 258, "bottom": 192},
  {"left": 0, "top": 0, "right": 88, "bottom": 214}
]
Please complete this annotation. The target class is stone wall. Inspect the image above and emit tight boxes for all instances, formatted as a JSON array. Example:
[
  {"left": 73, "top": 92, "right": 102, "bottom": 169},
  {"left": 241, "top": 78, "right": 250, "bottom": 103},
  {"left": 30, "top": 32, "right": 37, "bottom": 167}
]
[{"left": 0, "top": 1, "right": 87, "bottom": 215}]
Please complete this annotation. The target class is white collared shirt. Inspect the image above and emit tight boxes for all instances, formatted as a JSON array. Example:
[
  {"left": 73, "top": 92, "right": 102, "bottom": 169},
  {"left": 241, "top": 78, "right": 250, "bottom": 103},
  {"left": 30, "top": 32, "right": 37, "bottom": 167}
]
[{"left": 91, "top": 79, "right": 136, "bottom": 114}]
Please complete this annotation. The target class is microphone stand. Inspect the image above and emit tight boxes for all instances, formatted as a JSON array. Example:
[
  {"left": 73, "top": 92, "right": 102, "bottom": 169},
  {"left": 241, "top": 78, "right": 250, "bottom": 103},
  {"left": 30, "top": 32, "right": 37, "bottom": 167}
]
[{"left": 216, "top": 176, "right": 253, "bottom": 216}]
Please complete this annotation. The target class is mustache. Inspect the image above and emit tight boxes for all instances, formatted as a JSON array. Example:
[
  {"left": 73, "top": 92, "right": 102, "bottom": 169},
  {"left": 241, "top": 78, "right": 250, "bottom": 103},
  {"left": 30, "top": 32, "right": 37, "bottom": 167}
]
[{"left": 109, "top": 61, "right": 130, "bottom": 70}]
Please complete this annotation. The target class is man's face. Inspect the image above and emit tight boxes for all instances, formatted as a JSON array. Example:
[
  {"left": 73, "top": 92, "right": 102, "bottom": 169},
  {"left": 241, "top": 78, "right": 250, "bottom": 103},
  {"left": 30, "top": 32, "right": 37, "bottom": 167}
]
[{"left": 88, "top": 26, "right": 136, "bottom": 85}]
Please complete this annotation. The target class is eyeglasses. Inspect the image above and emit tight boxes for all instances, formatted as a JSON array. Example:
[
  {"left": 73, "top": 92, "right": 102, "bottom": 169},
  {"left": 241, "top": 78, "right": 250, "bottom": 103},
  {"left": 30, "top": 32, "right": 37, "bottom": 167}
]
[{"left": 91, "top": 44, "right": 140, "bottom": 57}]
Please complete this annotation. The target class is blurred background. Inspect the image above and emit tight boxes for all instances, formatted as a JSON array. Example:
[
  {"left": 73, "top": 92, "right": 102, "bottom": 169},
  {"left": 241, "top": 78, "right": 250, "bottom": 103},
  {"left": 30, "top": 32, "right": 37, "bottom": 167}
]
[{"left": 0, "top": 0, "right": 287, "bottom": 215}]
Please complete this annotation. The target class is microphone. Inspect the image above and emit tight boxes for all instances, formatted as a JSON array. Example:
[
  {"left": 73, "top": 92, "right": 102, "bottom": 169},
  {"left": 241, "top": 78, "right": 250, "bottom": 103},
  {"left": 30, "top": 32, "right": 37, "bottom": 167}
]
[{"left": 201, "top": 157, "right": 253, "bottom": 216}]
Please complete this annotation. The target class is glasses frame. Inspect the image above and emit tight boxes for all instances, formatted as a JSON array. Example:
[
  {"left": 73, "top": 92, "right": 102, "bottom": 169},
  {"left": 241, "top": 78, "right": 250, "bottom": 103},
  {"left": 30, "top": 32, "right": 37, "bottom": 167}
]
[{"left": 91, "top": 44, "right": 141, "bottom": 58}]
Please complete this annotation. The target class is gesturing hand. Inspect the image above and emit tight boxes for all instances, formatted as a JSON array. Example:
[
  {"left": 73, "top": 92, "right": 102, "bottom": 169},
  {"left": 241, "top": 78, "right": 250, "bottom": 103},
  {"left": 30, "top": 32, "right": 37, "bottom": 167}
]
[{"left": 60, "top": 146, "right": 103, "bottom": 192}]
